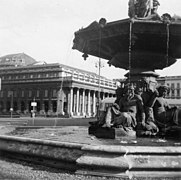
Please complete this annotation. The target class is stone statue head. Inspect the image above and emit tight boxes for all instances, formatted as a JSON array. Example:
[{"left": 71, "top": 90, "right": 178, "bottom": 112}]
[
  {"left": 157, "top": 85, "right": 169, "bottom": 97},
  {"left": 124, "top": 83, "right": 135, "bottom": 97}
]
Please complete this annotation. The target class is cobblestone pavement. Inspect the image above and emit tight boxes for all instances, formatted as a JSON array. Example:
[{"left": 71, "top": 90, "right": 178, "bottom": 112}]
[
  {"left": 0, "top": 156, "right": 123, "bottom": 180},
  {"left": 0, "top": 152, "right": 179, "bottom": 180}
]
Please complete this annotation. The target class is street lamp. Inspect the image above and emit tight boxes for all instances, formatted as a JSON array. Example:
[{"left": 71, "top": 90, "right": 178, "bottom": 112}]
[
  {"left": 10, "top": 91, "right": 13, "bottom": 119},
  {"left": 95, "top": 59, "right": 104, "bottom": 120},
  {"left": 31, "top": 97, "right": 37, "bottom": 125}
]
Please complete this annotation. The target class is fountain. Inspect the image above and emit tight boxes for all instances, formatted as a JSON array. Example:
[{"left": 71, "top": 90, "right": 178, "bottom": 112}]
[
  {"left": 71, "top": 2, "right": 181, "bottom": 175},
  {"left": 0, "top": 2, "right": 180, "bottom": 178},
  {"left": 72, "top": 1, "right": 181, "bottom": 89},
  {"left": 72, "top": 1, "right": 181, "bottom": 138}
]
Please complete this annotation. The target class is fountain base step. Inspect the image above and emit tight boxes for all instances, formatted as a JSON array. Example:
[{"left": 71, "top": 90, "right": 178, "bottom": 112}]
[{"left": 88, "top": 126, "right": 136, "bottom": 139}]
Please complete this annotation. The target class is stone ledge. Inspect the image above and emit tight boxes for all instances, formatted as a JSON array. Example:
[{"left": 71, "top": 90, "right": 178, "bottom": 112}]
[
  {"left": 0, "top": 135, "right": 181, "bottom": 179},
  {"left": 89, "top": 126, "right": 136, "bottom": 139}
]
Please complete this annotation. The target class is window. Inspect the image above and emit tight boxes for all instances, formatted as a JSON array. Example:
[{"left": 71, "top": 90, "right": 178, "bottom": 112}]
[
  {"left": 7, "top": 91, "right": 13, "bottom": 97},
  {"left": 171, "top": 83, "right": 175, "bottom": 89},
  {"left": 45, "top": 90, "right": 48, "bottom": 97},
  {"left": 177, "top": 89, "right": 180, "bottom": 97},
  {"left": 37, "top": 90, "right": 40, "bottom": 97},
  {"left": 171, "top": 83, "right": 175, "bottom": 97},
  {"left": 177, "top": 83, "right": 180, "bottom": 89},
  {"left": 52, "top": 89, "right": 57, "bottom": 97},
  {"left": 0, "top": 91, "right": 3, "bottom": 98},
  {"left": 171, "top": 89, "right": 175, "bottom": 97},
  {"left": 21, "top": 90, "right": 24, "bottom": 97},
  {"left": 29, "top": 90, "right": 32, "bottom": 97},
  {"left": 14, "top": 91, "right": 17, "bottom": 97}
]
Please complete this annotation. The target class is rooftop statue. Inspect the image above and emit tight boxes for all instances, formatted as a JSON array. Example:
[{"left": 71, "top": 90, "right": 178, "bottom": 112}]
[{"left": 128, "top": 0, "right": 160, "bottom": 20}]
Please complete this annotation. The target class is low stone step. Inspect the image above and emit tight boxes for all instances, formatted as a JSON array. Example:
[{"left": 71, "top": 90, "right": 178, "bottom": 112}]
[{"left": 0, "top": 135, "right": 180, "bottom": 179}]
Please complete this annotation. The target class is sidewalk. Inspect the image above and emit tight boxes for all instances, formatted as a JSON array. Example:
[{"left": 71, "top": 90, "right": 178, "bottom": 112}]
[{"left": 0, "top": 117, "right": 97, "bottom": 127}]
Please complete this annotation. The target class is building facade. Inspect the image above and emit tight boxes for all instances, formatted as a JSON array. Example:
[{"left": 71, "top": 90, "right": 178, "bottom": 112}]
[
  {"left": 1, "top": 53, "right": 180, "bottom": 117},
  {"left": 157, "top": 76, "right": 181, "bottom": 99},
  {"left": 0, "top": 62, "right": 117, "bottom": 117}
]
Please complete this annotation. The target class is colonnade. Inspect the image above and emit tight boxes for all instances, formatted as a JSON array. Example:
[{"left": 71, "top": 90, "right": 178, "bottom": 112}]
[
  {"left": 0, "top": 87, "right": 115, "bottom": 117},
  {"left": 58, "top": 87, "right": 115, "bottom": 117}
]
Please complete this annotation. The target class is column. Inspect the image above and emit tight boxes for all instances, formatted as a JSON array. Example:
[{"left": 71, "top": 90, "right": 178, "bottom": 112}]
[
  {"left": 17, "top": 100, "right": 21, "bottom": 112},
  {"left": 82, "top": 89, "right": 85, "bottom": 116},
  {"left": 69, "top": 88, "right": 73, "bottom": 116},
  {"left": 48, "top": 100, "right": 53, "bottom": 111},
  {"left": 3, "top": 100, "right": 7, "bottom": 112},
  {"left": 48, "top": 88, "right": 53, "bottom": 113},
  {"left": 87, "top": 90, "right": 91, "bottom": 116},
  {"left": 25, "top": 101, "right": 29, "bottom": 112},
  {"left": 76, "top": 88, "right": 80, "bottom": 116},
  {"left": 56, "top": 89, "right": 64, "bottom": 115},
  {"left": 41, "top": 100, "right": 45, "bottom": 112},
  {"left": 92, "top": 91, "right": 96, "bottom": 117}
]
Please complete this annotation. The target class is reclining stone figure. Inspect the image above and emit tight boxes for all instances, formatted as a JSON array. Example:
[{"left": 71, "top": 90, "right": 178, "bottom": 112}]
[{"left": 153, "top": 85, "right": 181, "bottom": 134}]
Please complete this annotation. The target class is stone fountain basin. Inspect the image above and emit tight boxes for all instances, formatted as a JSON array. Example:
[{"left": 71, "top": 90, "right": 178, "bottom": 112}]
[
  {"left": 0, "top": 126, "right": 181, "bottom": 179},
  {"left": 73, "top": 18, "right": 181, "bottom": 70}
]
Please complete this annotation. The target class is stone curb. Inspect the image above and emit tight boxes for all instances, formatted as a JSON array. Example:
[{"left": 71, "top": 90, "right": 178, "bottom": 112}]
[{"left": 0, "top": 135, "right": 181, "bottom": 178}]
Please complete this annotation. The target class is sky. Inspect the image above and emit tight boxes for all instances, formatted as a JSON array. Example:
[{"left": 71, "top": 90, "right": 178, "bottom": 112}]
[{"left": 0, "top": 0, "right": 181, "bottom": 79}]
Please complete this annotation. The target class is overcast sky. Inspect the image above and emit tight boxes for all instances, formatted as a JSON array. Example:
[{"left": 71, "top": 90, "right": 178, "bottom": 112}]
[{"left": 0, "top": 0, "right": 180, "bottom": 79}]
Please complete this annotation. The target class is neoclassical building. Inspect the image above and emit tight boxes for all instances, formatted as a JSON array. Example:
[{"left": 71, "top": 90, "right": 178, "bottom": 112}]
[
  {"left": 157, "top": 76, "right": 181, "bottom": 99},
  {"left": 0, "top": 53, "right": 117, "bottom": 117}
]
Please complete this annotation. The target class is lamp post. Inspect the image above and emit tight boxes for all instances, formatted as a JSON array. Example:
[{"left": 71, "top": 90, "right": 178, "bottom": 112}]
[
  {"left": 31, "top": 97, "right": 37, "bottom": 125},
  {"left": 95, "top": 59, "right": 104, "bottom": 120},
  {"left": 10, "top": 91, "right": 13, "bottom": 119}
]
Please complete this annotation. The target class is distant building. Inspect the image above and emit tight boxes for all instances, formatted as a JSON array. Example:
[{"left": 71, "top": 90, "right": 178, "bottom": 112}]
[
  {"left": 0, "top": 53, "right": 117, "bottom": 117},
  {"left": 157, "top": 76, "right": 181, "bottom": 99},
  {"left": 0, "top": 53, "right": 37, "bottom": 67},
  {"left": 157, "top": 76, "right": 181, "bottom": 107}
]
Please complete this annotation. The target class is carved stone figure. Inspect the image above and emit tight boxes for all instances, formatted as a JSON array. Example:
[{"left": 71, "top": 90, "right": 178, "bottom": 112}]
[
  {"left": 128, "top": 0, "right": 160, "bottom": 19},
  {"left": 128, "top": 0, "right": 137, "bottom": 18},
  {"left": 153, "top": 85, "right": 179, "bottom": 130}
]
